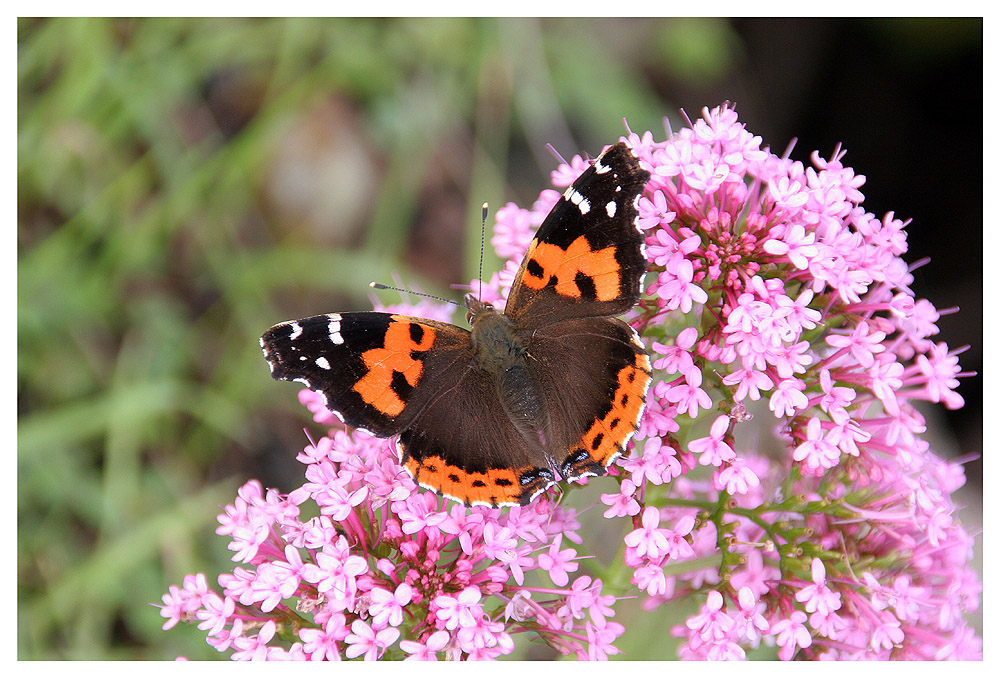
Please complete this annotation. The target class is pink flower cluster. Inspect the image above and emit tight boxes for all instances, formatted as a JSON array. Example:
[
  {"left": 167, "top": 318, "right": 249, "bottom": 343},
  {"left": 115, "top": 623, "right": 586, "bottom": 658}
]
[
  {"left": 160, "top": 412, "right": 623, "bottom": 660},
  {"left": 161, "top": 104, "right": 980, "bottom": 660}
]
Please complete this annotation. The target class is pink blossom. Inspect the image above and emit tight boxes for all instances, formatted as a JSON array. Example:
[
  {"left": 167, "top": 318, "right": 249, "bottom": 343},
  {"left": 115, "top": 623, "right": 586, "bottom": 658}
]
[
  {"left": 769, "top": 377, "right": 808, "bottom": 416},
  {"left": 763, "top": 222, "right": 816, "bottom": 268},
  {"left": 298, "top": 613, "right": 348, "bottom": 660},
  {"left": 195, "top": 593, "right": 234, "bottom": 637},
  {"left": 624, "top": 506, "right": 671, "bottom": 561},
  {"left": 344, "top": 619, "right": 400, "bottom": 660},
  {"left": 664, "top": 366, "right": 713, "bottom": 418},
  {"left": 795, "top": 558, "right": 842, "bottom": 615},
  {"left": 722, "top": 367, "right": 773, "bottom": 401},
  {"left": 620, "top": 436, "right": 683, "bottom": 486},
  {"left": 771, "top": 610, "right": 812, "bottom": 660},
  {"left": 399, "top": 630, "right": 450, "bottom": 661},
  {"left": 688, "top": 415, "right": 735, "bottom": 467},
  {"left": 585, "top": 621, "right": 625, "bottom": 660},
  {"left": 685, "top": 591, "right": 735, "bottom": 642},
  {"left": 793, "top": 417, "right": 841, "bottom": 473},
  {"left": 368, "top": 582, "right": 413, "bottom": 628},
  {"left": 734, "top": 587, "right": 769, "bottom": 644},
  {"left": 637, "top": 189, "right": 676, "bottom": 231},
  {"left": 600, "top": 478, "right": 641, "bottom": 518},
  {"left": 715, "top": 457, "right": 760, "bottom": 495},
  {"left": 537, "top": 534, "right": 579, "bottom": 586},
  {"left": 491, "top": 202, "right": 535, "bottom": 259},
  {"left": 434, "top": 586, "right": 484, "bottom": 631},
  {"left": 231, "top": 620, "right": 277, "bottom": 661},
  {"left": 869, "top": 611, "right": 905, "bottom": 652},
  {"left": 826, "top": 320, "right": 886, "bottom": 368}
]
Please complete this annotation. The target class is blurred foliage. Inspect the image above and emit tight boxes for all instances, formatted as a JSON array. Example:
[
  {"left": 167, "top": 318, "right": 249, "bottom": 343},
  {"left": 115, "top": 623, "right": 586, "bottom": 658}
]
[{"left": 16, "top": 16, "right": 982, "bottom": 661}]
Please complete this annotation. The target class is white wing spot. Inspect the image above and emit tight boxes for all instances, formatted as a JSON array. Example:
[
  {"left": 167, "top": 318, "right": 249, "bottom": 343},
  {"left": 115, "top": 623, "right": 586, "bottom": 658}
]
[
  {"left": 316, "top": 356, "right": 331, "bottom": 370},
  {"left": 563, "top": 187, "right": 591, "bottom": 214},
  {"left": 606, "top": 200, "right": 617, "bottom": 218},
  {"left": 288, "top": 322, "right": 302, "bottom": 341},
  {"left": 328, "top": 316, "right": 344, "bottom": 345},
  {"left": 594, "top": 158, "right": 611, "bottom": 174}
]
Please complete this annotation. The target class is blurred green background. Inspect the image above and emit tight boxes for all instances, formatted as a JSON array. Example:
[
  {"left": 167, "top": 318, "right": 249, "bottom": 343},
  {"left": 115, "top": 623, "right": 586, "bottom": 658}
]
[{"left": 17, "top": 17, "right": 982, "bottom": 660}]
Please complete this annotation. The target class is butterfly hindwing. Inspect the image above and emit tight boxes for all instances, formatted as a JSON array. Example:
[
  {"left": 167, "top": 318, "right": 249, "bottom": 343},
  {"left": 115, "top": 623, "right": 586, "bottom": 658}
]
[
  {"left": 505, "top": 142, "right": 650, "bottom": 327},
  {"left": 525, "top": 316, "right": 652, "bottom": 480},
  {"left": 396, "top": 363, "right": 556, "bottom": 507}
]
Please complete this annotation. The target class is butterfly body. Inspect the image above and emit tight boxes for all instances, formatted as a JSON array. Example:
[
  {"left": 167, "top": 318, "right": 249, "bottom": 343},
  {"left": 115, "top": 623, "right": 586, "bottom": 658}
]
[{"left": 261, "top": 142, "right": 652, "bottom": 507}]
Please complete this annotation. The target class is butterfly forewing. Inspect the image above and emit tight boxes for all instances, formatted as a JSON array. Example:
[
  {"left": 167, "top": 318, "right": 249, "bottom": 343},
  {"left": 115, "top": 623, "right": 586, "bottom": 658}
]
[
  {"left": 505, "top": 142, "right": 650, "bottom": 327},
  {"left": 260, "top": 312, "right": 472, "bottom": 436}
]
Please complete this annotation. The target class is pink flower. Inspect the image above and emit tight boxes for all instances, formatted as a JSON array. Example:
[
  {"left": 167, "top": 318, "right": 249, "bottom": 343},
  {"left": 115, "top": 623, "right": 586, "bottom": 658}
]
[
  {"left": 624, "top": 507, "right": 671, "bottom": 561},
  {"left": 715, "top": 457, "right": 760, "bottom": 495},
  {"left": 344, "top": 619, "right": 400, "bottom": 660},
  {"left": 826, "top": 320, "right": 886, "bottom": 368},
  {"left": 769, "top": 377, "right": 808, "bottom": 416},
  {"left": 195, "top": 593, "right": 234, "bottom": 636},
  {"left": 400, "top": 630, "right": 451, "bottom": 661},
  {"left": 734, "top": 587, "right": 769, "bottom": 644},
  {"left": 771, "top": 611, "right": 812, "bottom": 660},
  {"left": 537, "top": 535, "right": 579, "bottom": 587},
  {"left": 793, "top": 417, "right": 840, "bottom": 473},
  {"left": 298, "top": 613, "right": 348, "bottom": 661},
  {"left": 368, "top": 582, "right": 413, "bottom": 629},
  {"left": 585, "top": 621, "right": 625, "bottom": 660},
  {"left": 869, "top": 611, "right": 905, "bottom": 652},
  {"left": 434, "top": 587, "right": 484, "bottom": 631},
  {"left": 600, "top": 478, "right": 641, "bottom": 518},
  {"left": 664, "top": 367, "right": 714, "bottom": 418},
  {"left": 301, "top": 537, "right": 368, "bottom": 610},
  {"left": 685, "top": 591, "right": 735, "bottom": 642},
  {"left": 160, "top": 573, "right": 209, "bottom": 630},
  {"left": 231, "top": 620, "right": 277, "bottom": 661},
  {"left": 795, "top": 558, "right": 842, "bottom": 615},
  {"left": 688, "top": 415, "right": 735, "bottom": 467},
  {"left": 763, "top": 222, "right": 816, "bottom": 268},
  {"left": 491, "top": 202, "right": 535, "bottom": 259}
]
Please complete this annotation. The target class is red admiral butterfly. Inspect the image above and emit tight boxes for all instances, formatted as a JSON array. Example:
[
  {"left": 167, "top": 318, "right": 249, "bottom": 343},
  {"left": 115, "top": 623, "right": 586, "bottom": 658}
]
[{"left": 261, "top": 141, "right": 652, "bottom": 507}]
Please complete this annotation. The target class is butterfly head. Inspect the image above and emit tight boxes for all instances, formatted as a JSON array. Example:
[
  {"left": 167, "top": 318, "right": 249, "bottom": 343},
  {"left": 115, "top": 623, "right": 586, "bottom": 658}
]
[{"left": 465, "top": 293, "right": 496, "bottom": 326}]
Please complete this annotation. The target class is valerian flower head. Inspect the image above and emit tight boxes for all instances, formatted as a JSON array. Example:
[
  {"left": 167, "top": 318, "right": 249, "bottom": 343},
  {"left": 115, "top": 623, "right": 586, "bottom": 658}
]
[{"left": 162, "top": 103, "right": 979, "bottom": 660}]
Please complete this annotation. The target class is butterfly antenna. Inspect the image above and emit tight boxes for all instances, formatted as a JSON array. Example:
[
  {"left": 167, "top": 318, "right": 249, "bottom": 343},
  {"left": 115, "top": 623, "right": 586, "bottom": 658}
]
[
  {"left": 478, "top": 202, "right": 488, "bottom": 302},
  {"left": 545, "top": 142, "right": 568, "bottom": 167},
  {"left": 369, "top": 282, "right": 466, "bottom": 309}
]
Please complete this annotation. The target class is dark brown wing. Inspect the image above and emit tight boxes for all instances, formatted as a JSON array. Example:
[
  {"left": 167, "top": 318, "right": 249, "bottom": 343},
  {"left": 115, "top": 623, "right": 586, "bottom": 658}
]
[
  {"left": 396, "top": 358, "right": 555, "bottom": 508},
  {"left": 525, "top": 316, "right": 652, "bottom": 480}
]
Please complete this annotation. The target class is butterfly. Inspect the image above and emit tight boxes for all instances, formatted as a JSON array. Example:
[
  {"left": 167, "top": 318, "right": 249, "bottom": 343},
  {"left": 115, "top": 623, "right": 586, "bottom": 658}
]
[{"left": 260, "top": 141, "right": 652, "bottom": 507}]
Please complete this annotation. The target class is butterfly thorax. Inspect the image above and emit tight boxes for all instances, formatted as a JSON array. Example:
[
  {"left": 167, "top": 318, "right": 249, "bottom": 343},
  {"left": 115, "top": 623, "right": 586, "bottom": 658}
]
[{"left": 467, "top": 295, "right": 551, "bottom": 456}]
